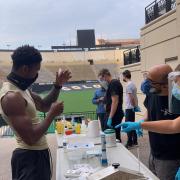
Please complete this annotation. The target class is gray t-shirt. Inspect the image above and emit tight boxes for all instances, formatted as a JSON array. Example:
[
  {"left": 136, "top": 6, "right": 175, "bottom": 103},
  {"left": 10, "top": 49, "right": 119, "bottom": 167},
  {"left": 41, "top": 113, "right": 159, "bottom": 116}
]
[{"left": 125, "top": 81, "right": 138, "bottom": 109}]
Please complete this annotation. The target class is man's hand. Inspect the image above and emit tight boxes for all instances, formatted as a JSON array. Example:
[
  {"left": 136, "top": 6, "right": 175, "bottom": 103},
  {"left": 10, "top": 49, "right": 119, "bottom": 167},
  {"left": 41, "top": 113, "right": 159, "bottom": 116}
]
[
  {"left": 55, "top": 69, "right": 72, "bottom": 86},
  {"left": 175, "top": 167, "right": 180, "bottom": 180},
  {"left": 48, "top": 101, "right": 64, "bottom": 118},
  {"left": 115, "top": 120, "right": 144, "bottom": 137},
  {"left": 107, "top": 117, "right": 113, "bottom": 128},
  {"left": 97, "top": 97, "right": 104, "bottom": 103},
  {"left": 115, "top": 122, "right": 140, "bottom": 131},
  {"left": 136, "top": 129, "right": 143, "bottom": 137}
]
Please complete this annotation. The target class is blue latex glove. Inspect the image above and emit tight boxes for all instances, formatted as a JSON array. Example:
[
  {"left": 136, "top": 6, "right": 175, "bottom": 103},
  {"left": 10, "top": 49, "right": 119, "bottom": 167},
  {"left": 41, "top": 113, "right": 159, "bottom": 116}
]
[
  {"left": 115, "top": 122, "right": 141, "bottom": 132},
  {"left": 136, "top": 129, "right": 143, "bottom": 137},
  {"left": 136, "top": 119, "right": 144, "bottom": 137},
  {"left": 115, "top": 120, "right": 144, "bottom": 136},
  {"left": 107, "top": 117, "right": 113, "bottom": 128},
  {"left": 133, "top": 106, "right": 141, "bottom": 112},
  {"left": 175, "top": 167, "right": 180, "bottom": 180}
]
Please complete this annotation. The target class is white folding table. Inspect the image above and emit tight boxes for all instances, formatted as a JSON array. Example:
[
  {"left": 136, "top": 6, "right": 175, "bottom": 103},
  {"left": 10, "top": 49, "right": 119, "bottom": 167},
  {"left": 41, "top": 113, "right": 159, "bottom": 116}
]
[{"left": 56, "top": 133, "right": 159, "bottom": 180}]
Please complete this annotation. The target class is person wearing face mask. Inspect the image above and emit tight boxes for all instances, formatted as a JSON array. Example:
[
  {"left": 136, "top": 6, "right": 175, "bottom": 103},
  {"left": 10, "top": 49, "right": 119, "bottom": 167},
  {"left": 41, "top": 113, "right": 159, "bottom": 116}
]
[
  {"left": 0, "top": 45, "right": 71, "bottom": 180},
  {"left": 92, "top": 84, "right": 106, "bottom": 131},
  {"left": 122, "top": 70, "right": 138, "bottom": 149},
  {"left": 98, "top": 68, "right": 124, "bottom": 142},
  {"left": 116, "top": 64, "right": 180, "bottom": 180}
]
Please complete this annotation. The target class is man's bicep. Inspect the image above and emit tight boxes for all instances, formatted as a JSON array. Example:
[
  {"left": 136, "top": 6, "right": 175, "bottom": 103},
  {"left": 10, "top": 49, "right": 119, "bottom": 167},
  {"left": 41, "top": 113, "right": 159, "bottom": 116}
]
[
  {"left": 111, "top": 95, "right": 119, "bottom": 103},
  {"left": 1, "top": 92, "right": 33, "bottom": 141},
  {"left": 9, "top": 115, "right": 33, "bottom": 135}
]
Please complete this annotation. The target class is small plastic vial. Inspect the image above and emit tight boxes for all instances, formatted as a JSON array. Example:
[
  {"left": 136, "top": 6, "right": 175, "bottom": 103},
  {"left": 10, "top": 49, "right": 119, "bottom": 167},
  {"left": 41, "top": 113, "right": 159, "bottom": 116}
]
[{"left": 63, "top": 137, "right": 67, "bottom": 152}]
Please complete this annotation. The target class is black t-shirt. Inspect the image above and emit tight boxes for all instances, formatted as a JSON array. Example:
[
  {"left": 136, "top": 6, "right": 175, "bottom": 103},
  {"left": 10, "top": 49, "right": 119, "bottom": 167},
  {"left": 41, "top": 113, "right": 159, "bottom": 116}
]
[
  {"left": 144, "top": 94, "right": 180, "bottom": 160},
  {"left": 105, "top": 79, "right": 124, "bottom": 121}
]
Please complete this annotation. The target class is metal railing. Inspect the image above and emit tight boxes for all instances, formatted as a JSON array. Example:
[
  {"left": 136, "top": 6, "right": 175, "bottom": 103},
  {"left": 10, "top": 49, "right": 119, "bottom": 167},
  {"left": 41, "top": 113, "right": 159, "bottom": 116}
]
[
  {"left": 123, "top": 46, "right": 140, "bottom": 65},
  {"left": 62, "top": 111, "right": 97, "bottom": 121},
  {"left": 0, "top": 115, "right": 14, "bottom": 137},
  {"left": 145, "top": 0, "right": 176, "bottom": 24}
]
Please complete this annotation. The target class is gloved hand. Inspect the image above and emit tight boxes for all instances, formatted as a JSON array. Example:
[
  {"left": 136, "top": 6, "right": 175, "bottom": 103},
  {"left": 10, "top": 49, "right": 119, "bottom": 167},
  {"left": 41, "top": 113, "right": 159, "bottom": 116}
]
[
  {"left": 135, "top": 119, "right": 144, "bottom": 137},
  {"left": 115, "top": 121, "right": 141, "bottom": 132},
  {"left": 175, "top": 167, "right": 180, "bottom": 180},
  {"left": 136, "top": 129, "right": 143, "bottom": 137},
  {"left": 133, "top": 106, "right": 141, "bottom": 112},
  {"left": 115, "top": 120, "right": 144, "bottom": 136},
  {"left": 107, "top": 117, "right": 113, "bottom": 128}
]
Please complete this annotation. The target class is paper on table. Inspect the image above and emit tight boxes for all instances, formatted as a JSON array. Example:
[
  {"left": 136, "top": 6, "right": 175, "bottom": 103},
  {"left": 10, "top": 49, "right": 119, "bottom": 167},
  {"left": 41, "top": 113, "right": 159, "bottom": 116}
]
[
  {"left": 67, "top": 142, "right": 94, "bottom": 150},
  {"left": 65, "top": 164, "right": 97, "bottom": 179}
]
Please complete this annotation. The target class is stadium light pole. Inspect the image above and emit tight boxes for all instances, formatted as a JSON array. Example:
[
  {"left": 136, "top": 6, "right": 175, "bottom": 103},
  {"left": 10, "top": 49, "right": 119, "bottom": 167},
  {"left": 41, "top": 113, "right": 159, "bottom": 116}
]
[{"left": 84, "top": 48, "right": 88, "bottom": 62}]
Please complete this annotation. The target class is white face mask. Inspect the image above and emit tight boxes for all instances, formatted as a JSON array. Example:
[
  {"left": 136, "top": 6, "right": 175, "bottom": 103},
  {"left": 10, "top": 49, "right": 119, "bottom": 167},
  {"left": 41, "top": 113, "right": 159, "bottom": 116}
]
[{"left": 100, "top": 80, "right": 108, "bottom": 90}]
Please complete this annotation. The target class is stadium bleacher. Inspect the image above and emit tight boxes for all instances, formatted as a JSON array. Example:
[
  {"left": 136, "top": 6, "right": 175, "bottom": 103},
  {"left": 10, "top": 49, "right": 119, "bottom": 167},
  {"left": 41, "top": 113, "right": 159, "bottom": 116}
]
[
  {"left": 40, "top": 64, "right": 96, "bottom": 82},
  {"left": 0, "top": 49, "right": 122, "bottom": 84}
]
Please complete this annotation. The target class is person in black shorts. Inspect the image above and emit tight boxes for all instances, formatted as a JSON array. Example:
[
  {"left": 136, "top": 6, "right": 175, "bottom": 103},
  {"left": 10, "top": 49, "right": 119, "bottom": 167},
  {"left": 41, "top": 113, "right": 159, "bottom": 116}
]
[
  {"left": 98, "top": 68, "right": 124, "bottom": 142},
  {"left": 0, "top": 45, "right": 71, "bottom": 180},
  {"left": 122, "top": 70, "right": 138, "bottom": 148}
]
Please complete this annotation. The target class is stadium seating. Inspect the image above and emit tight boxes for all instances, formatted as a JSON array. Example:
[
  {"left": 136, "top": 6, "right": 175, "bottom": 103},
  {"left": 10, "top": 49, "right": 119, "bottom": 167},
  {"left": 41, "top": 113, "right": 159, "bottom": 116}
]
[
  {"left": 0, "top": 49, "right": 122, "bottom": 84},
  {"left": 40, "top": 64, "right": 96, "bottom": 82}
]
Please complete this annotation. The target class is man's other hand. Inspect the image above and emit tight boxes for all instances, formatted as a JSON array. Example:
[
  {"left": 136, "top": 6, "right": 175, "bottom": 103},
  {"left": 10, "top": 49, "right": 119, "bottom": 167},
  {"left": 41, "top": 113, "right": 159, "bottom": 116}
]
[
  {"left": 107, "top": 117, "right": 113, "bottom": 128},
  {"left": 49, "top": 101, "right": 64, "bottom": 118},
  {"left": 55, "top": 69, "right": 72, "bottom": 86}
]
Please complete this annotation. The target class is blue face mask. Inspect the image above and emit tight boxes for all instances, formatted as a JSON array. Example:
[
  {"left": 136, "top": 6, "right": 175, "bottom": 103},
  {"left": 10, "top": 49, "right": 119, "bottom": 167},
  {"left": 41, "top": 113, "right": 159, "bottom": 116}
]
[
  {"left": 141, "top": 79, "right": 162, "bottom": 95},
  {"left": 141, "top": 79, "right": 151, "bottom": 95},
  {"left": 172, "top": 83, "right": 180, "bottom": 100}
]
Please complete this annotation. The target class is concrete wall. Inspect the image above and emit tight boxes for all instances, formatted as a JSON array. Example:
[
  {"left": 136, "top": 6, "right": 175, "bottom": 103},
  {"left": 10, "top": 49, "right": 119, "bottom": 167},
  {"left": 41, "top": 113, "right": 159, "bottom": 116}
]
[
  {"left": 140, "top": 0, "right": 180, "bottom": 71},
  {"left": 0, "top": 49, "right": 124, "bottom": 65},
  {"left": 119, "top": 0, "right": 180, "bottom": 118}
]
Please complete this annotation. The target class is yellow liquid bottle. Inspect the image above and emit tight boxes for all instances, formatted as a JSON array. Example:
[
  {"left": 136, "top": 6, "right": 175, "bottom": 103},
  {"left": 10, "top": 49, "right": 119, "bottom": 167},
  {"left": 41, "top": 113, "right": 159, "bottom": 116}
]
[
  {"left": 56, "top": 121, "right": 64, "bottom": 134},
  {"left": 75, "top": 123, "right": 81, "bottom": 134}
]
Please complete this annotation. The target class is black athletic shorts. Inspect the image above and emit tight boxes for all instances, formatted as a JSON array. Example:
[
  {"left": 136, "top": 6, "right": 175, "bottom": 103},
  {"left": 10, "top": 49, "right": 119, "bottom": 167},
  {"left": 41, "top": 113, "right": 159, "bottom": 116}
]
[{"left": 11, "top": 148, "right": 52, "bottom": 180}]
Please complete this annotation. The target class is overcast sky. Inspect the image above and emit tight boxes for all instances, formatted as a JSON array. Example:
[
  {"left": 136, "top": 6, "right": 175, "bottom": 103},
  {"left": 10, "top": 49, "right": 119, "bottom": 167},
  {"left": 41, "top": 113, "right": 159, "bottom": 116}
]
[{"left": 0, "top": 0, "right": 152, "bottom": 49}]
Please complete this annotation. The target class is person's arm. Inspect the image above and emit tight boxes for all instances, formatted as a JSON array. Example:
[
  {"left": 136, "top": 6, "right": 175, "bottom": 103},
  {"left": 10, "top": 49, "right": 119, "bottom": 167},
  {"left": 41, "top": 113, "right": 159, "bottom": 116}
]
[
  {"left": 126, "top": 84, "right": 136, "bottom": 107},
  {"left": 128, "top": 93, "right": 136, "bottom": 107},
  {"left": 109, "top": 95, "right": 119, "bottom": 118},
  {"left": 30, "top": 87, "right": 61, "bottom": 112},
  {"left": 141, "top": 117, "right": 180, "bottom": 134},
  {"left": 92, "top": 91, "right": 99, "bottom": 105},
  {"left": 30, "top": 70, "right": 71, "bottom": 112},
  {"left": 1, "top": 92, "right": 64, "bottom": 145}
]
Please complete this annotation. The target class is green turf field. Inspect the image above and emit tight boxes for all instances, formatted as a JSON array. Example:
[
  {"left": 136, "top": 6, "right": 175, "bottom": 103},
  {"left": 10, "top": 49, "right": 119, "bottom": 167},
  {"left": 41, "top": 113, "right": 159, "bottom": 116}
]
[
  {"left": 38, "top": 89, "right": 97, "bottom": 133},
  {"left": 41, "top": 89, "right": 96, "bottom": 113}
]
